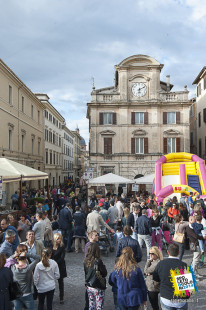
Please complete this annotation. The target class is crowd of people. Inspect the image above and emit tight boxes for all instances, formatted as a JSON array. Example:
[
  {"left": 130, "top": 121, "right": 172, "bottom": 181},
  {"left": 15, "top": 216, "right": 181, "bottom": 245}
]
[{"left": 0, "top": 186, "right": 205, "bottom": 310}]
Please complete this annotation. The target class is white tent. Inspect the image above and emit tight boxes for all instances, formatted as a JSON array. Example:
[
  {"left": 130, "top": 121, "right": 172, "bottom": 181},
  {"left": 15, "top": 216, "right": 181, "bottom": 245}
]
[
  {"left": 0, "top": 158, "right": 48, "bottom": 182},
  {"left": 134, "top": 173, "right": 155, "bottom": 185},
  {"left": 88, "top": 173, "right": 133, "bottom": 186}
]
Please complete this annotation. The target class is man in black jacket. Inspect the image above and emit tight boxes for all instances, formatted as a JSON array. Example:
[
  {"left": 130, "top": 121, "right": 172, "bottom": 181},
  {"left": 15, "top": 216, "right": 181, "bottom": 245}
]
[
  {"left": 116, "top": 225, "right": 142, "bottom": 262},
  {"left": 59, "top": 204, "right": 73, "bottom": 252},
  {"left": 153, "top": 243, "right": 190, "bottom": 310},
  {"left": 135, "top": 209, "right": 152, "bottom": 259}
]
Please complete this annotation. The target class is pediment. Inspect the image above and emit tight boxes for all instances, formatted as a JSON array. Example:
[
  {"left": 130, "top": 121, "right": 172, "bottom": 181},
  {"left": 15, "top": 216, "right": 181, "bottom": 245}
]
[
  {"left": 99, "top": 130, "right": 116, "bottom": 136},
  {"left": 164, "top": 129, "right": 180, "bottom": 135},
  {"left": 132, "top": 129, "right": 147, "bottom": 136}
]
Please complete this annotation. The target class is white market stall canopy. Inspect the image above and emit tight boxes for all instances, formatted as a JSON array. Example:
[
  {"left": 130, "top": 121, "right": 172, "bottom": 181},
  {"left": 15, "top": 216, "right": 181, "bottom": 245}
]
[
  {"left": 88, "top": 173, "right": 133, "bottom": 186},
  {"left": 134, "top": 173, "right": 155, "bottom": 185},
  {"left": 0, "top": 158, "right": 48, "bottom": 183}
]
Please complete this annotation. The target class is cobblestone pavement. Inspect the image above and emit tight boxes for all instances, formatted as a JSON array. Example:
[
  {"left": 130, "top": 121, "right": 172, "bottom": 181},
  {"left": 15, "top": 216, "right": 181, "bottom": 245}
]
[{"left": 34, "top": 247, "right": 206, "bottom": 310}]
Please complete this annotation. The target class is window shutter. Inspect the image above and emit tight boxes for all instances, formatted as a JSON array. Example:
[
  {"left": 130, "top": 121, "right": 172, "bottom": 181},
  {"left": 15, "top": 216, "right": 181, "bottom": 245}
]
[
  {"left": 164, "top": 138, "right": 167, "bottom": 154},
  {"left": 176, "top": 137, "right": 180, "bottom": 152},
  {"left": 131, "top": 138, "right": 135, "bottom": 154},
  {"left": 144, "top": 112, "right": 148, "bottom": 125},
  {"left": 104, "top": 138, "right": 112, "bottom": 154},
  {"left": 204, "top": 108, "right": 206, "bottom": 123},
  {"left": 99, "top": 112, "right": 103, "bottom": 125},
  {"left": 163, "top": 112, "right": 167, "bottom": 124},
  {"left": 113, "top": 113, "right": 117, "bottom": 125},
  {"left": 144, "top": 137, "right": 148, "bottom": 154},
  {"left": 176, "top": 112, "right": 180, "bottom": 124},
  {"left": 131, "top": 112, "right": 135, "bottom": 124}
]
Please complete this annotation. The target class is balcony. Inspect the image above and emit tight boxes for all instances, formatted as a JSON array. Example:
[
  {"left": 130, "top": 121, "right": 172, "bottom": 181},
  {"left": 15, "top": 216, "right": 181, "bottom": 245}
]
[{"left": 160, "top": 91, "right": 188, "bottom": 102}]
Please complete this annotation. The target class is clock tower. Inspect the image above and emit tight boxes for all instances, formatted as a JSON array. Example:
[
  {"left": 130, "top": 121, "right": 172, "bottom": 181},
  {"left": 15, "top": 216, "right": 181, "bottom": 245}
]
[{"left": 87, "top": 54, "right": 191, "bottom": 188}]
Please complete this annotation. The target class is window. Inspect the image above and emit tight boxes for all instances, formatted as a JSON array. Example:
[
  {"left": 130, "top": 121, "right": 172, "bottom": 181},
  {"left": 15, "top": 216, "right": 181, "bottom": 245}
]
[
  {"left": 49, "top": 114, "right": 52, "bottom": 121},
  {"left": 44, "top": 110, "right": 48, "bottom": 119},
  {"left": 197, "top": 83, "right": 201, "bottom": 97},
  {"left": 167, "top": 112, "right": 176, "bottom": 124},
  {"left": 22, "top": 97, "right": 24, "bottom": 112},
  {"left": 53, "top": 133, "right": 55, "bottom": 144},
  {"left": 31, "top": 138, "right": 34, "bottom": 154},
  {"left": 53, "top": 152, "right": 55, "bottom": 165},
  {"left": 135, "top": 138, "right": 144, "bottom": 154},
  {"left": 104, "top": 113, "right": 113, "bottom": 124},
  {"left": 163, "top": 112, "right": 180, "bottom": 124},
  {"left": 204, "top": 79, "right": 206, "bottom": 90},
  {"left": 38, "top": 111, "right": 40, "bottom": 124},
  {"left": 167, "top": 137, "right": 176, "bottom": 153},
  {"left": 53, "top": 117, "right": 56, "bottom": 125},
  {"left": 59, "top": 137, "right": 61, "bottom": 147},
  {"left": 8, "top": 130, "right": 12, "bottom": 150},
  {"left": 104, "top": 137, "right": 112, "bottom": 154},
  {"left": 38, "top": 141, "right": 40, "bottom": 155},
  {"left": 45, "top": 150, "right": 48, "bottom": 164},
  {"left": 49, "top": 131, "right": 52, "bottom": 142},
  {"left": 203, "top": 108, "right": 206, "bottom": 123},
  {"left": 50, "top": 151, "right": 52, "bottom": 164},
  {"left": 199, "top": 112, "right": 201, "bottom": 127},
  {"left": 135, "top": 112, "right": 144, "bottom": 124},
  {"left": 21, "top": 135, "right": 25, "bottom": 152},
  {"left": 9, "top": 85, "right": 12, "bottom": 105},
  {"left": 56, "top": 120, "right": 58, "bottom": 127},
  {"left": 31, "top": 105, "right": 34, "bottom": 119},
  {"left": 190, "top": 106, "right": 193, "bottom": 118},
  {"left": 99, "top": 112, "right": 116, "bottom": 125},
  {"left": 199, "top": 139, "right": 202, "bottom": 157}
]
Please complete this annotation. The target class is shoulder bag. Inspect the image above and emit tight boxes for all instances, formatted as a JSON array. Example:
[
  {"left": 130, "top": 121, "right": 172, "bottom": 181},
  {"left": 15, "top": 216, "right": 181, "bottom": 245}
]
[
  {"left": 86, "top": 260, "right": 106, "bottom": 290},
  {"left": 173, "top": 223, "right": 185, "bottom": 244}
]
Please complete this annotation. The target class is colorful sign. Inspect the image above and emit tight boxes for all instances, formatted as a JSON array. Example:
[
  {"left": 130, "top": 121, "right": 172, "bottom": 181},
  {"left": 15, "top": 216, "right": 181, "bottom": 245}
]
[{"left": 170, "top": 266, "right": 197, "bottom": 299}]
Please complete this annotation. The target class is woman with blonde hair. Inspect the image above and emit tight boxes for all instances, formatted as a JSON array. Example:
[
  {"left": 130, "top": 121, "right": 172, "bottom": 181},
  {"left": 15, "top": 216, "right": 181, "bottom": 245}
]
[
  {"left": 110, "top": 247, "right": 147, "bottom": 310},
  {"left": 144, "top": 246, "right": 163, "bottom": 310},
  {"left": 34, "top": 248, "right": 60, "bottom": 310},
  {"left": 51, "top": 233, "right": 67, "bottom": 304}
]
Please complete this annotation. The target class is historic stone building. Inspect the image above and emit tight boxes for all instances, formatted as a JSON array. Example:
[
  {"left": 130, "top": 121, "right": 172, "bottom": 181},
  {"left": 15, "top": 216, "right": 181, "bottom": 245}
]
[
  {"left": 62, "top": 125, "right": 74, "bottom": 181},
  {"left": 0, "top": 58, "right": 45, "bottom": 198},
  {"left": 87, "top": 54, "right": 191, "bottom": 179},
  {"left": 36, "top": 94, "right": 65, "bottom": 187},
  {"left": 193, "top": 67, "right": 206, "bottom": 159}
]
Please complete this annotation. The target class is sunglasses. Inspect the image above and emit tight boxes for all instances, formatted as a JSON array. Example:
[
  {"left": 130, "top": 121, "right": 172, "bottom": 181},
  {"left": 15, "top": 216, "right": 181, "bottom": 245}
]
[{"left": 149, "top": 253, "right": 156, "bottom": 255}]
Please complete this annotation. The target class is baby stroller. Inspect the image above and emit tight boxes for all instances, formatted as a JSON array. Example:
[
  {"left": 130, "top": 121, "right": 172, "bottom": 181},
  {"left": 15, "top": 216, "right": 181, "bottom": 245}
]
[{"left": 99, "top": 228, "right": 113, "bottom": 256}]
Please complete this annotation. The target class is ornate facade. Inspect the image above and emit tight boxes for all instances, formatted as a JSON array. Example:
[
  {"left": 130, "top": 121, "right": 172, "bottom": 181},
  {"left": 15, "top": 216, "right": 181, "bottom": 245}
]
[{"left": 87, "top": 55, "right": 191, "bottom": 180}]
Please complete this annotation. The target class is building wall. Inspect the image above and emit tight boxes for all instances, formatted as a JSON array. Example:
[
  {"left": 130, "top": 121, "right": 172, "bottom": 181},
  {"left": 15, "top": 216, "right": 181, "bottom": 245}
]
[
  {"left": 194, "top": 75, "right": 206, "bottom": 158},
  {"left": 0, "top": 59, "right": 45, "bottom": 200},
  {"left": 62, "top": 126, "right": 74, "bottom": 181},
  {"left": 36, "top": 94, "right": 65, "bottom": 187},
  {"left": 87, "top": 55, "right": 191, "bottom": 179}
]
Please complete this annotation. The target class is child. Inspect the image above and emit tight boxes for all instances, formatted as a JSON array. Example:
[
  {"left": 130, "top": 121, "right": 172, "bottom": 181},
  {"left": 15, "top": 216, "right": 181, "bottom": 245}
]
[
  {"left": 114, "top": 225, "right": 124, "bottom": 242},
  {"left": 192, "top": 215, "right": 204, "bottom": 253}
]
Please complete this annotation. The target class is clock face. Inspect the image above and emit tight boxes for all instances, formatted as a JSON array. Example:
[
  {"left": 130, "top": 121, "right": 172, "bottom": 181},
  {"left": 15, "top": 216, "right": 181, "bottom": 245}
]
[{"left": 132, "top": 83, "right": 147, "bottom": 97}]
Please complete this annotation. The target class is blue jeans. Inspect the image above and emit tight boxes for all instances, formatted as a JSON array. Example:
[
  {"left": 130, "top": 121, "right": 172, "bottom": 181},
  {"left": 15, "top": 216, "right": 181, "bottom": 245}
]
[
  {"left": 160, "top": 299, "right": 188, "bottom": 310},
  {"left": 61, "top": 229, "right": 73, "bottom": 251},
  {"left": 13, "top": 293, "right": 36, "bottom": 310}
]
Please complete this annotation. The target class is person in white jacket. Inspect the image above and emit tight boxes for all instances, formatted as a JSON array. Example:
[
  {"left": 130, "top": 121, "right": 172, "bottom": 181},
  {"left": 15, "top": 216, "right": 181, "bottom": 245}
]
[{"left": 34, "top": 248, "right": 60, "bottom": 310}]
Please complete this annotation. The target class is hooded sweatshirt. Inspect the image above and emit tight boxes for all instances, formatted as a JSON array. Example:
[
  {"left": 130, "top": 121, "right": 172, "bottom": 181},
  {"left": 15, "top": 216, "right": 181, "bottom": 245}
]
[{"left": 33, "top": 259, "right": 60, "bottom": 293}]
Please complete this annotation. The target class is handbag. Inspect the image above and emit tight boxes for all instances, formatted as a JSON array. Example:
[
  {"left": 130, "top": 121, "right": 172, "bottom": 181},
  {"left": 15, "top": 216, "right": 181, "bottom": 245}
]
[
  {"left": 173, "top": 224, "right": 185, "bottom": 244},
  {"left": 9, "top": 281, "right": 23, "bottom": 301},
  {"left": 86, "top": 260, "right": 106, "bottom": 290}
]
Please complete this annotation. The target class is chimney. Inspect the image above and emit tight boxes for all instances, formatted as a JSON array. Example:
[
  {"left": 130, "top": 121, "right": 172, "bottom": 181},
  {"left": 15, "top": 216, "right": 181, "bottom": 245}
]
[{"left": 166, "top": 75, "right": 170, "bottom": 92}]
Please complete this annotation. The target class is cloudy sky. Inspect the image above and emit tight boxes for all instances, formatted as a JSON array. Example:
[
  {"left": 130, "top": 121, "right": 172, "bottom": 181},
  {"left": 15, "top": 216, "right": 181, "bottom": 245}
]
[{"left": 1, "top": 0, "right": 206, "bottom": 144}]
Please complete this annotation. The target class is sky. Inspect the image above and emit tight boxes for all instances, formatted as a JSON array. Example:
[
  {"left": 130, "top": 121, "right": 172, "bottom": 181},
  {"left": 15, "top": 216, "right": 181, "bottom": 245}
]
[{"left": 1, "top": 0, "right": 206, "bottom": 145}]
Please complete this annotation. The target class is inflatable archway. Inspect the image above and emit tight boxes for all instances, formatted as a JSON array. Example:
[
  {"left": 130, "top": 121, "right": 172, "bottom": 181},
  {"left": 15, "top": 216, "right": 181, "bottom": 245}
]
[{"left": 154, "top": 152, "right": 206, "bottom": 203}]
